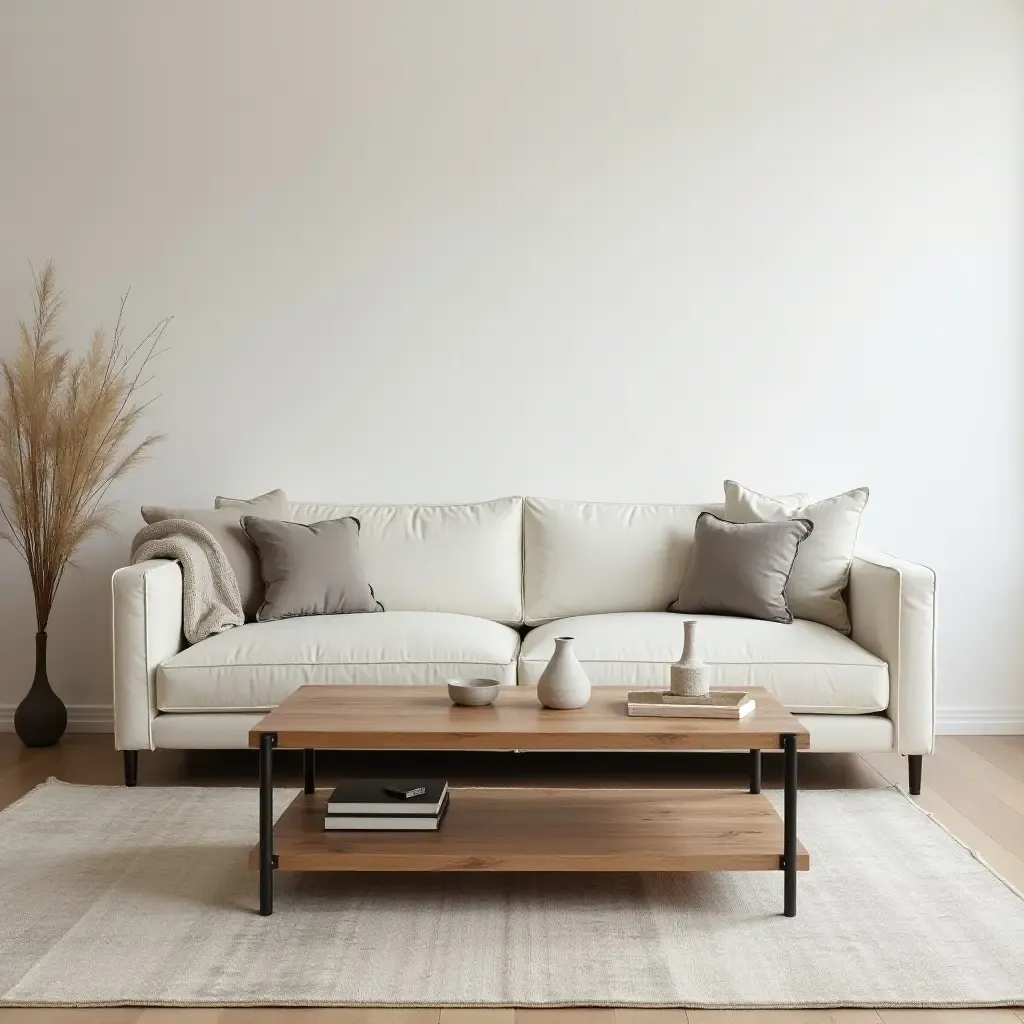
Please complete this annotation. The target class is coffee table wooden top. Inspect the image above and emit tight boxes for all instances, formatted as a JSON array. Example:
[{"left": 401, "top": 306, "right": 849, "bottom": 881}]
[{"left": 249, "top": 685, "right": 809, "bottom": 751}]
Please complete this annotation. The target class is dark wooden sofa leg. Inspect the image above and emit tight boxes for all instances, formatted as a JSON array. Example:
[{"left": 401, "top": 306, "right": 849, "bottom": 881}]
[
  {"left": 123, "top": 750, "right": 139, "bottom": 787},
  {"left": 908, "top": 754, "right": 922, "bottom": 795}
]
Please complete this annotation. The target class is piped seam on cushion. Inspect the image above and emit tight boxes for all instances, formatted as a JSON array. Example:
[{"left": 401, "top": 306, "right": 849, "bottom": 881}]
[
  {"left": 517, "top": 658, "right": 887, "bottom": 667},
  {"left": 161, "top": 658, "right": 519, "bottom": 671}
]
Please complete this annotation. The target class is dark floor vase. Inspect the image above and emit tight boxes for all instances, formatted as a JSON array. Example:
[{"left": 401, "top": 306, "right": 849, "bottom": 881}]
[{"left": 14, "top": 632, "right": 67, "bottom": 747}]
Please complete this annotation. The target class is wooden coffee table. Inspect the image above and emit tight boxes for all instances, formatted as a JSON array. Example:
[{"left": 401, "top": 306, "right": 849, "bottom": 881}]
[{"left": 249, "top": 684, "right": 809, "bottom": 918}]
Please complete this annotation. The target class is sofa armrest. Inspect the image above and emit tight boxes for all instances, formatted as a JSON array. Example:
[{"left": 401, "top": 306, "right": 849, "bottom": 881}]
[
  {"left": 111, "top": 560, "right": 185, "bottom": 751},
  {"left": 848, "top": 549, "right": 936, "bottom": 755}
]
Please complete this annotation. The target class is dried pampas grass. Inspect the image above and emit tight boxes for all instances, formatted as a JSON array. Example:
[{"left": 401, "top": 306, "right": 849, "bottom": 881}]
[{"left": 0, "top": 261, "right": 170, "bottom": 630}]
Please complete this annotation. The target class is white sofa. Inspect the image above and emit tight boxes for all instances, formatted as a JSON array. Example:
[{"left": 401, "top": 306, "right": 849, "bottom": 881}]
[{"left": 112, "top": 495, "right": 936, "bottom": 791}]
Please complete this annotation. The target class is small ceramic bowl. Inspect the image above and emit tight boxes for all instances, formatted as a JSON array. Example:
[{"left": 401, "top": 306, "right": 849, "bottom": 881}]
[{"left": 447, "top": 678, "right": 500, "bottom": 707}]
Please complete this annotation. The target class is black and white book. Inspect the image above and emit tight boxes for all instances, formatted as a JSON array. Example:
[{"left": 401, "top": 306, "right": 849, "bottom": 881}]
[
  {"left": 324, "top": 792, "right": 451, "bottom": 831},
  {"left": 325, "top": 779, "right": 449, "bottom": 816}
]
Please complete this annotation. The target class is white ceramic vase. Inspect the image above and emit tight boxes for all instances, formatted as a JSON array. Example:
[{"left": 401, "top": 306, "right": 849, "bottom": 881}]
[
  {"left": 537, "top": 636, "right": 591, "bottom": 710},
  {"left": 670, "top": 619, "right": 709, "bottom": 697}
]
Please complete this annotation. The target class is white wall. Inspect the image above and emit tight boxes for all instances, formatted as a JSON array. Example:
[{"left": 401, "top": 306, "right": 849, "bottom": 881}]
[{"left": 0, "top": 0, "right": 1021, "bottom": 731}]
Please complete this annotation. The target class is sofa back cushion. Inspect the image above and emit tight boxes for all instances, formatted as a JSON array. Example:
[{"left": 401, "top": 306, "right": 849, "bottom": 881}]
[
  {"left": 287, "top": 496, "right": 523, "bottom": 624},
  {"left": 524, "top": 497, "right": 726, "bottom": 624},
  {"left": 524, "top": 495, "right": 810, "bottom": 624}
]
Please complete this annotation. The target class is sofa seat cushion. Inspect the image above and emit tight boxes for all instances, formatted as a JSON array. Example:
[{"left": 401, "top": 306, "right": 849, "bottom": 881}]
[
  {"left": 518, "top": 613, "right": 888, "bottom": 714},
  {"left": 156, "top": 611, "right": 519, "bottom": 712}
]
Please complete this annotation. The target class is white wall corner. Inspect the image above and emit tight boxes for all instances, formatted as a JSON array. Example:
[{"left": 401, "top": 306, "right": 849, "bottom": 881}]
[
  {"left": 0, "top": 704, "right": 114, "bottom": 734},
  {"left": 935, "top": 707, "right": 1024, "bottom": 736}
]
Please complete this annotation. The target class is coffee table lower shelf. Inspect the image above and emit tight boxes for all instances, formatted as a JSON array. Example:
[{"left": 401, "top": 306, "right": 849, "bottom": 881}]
[{"left": 249, "top": 787, "right": 809, "bottom": 873}]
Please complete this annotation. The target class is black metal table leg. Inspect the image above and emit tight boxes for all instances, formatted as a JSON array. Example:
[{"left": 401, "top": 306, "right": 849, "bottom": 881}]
[
  {"left": 749, "top": 749, "right": 761, "bottom": 794},
  {"left": 259, "top": 732, "right": 276, "bottom": 916},
  {"left": 303, "top": 748, "right": 316, "bottom": 794},
  {"left": 783, "top": 733, "right": 797, "bottom": 918}
]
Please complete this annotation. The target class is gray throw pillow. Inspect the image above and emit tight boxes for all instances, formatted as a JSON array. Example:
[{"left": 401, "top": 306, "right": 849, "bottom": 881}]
[
  {"left": 724, "top": 480, "right": 868, "bottom": 634},
  {"left": 141, "top": 489, "right": 288, "bottom": 622},
  {"left": 669, "top": 511, "right": 813, "bottom": 623},
  {"left": 242, "top": 516, "right": 383, "bottom": 622}
]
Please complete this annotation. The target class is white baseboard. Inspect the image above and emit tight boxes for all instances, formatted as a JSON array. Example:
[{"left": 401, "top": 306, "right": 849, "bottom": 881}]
[
  {"left": 935, "top": 707, "right": 1024, "bottom": 735},
  {"left": 2, "top": 704, "right": 1022, "bottom": 737},
  {"left": 0, "top": 704, "right": 114, "bottom": 734}
]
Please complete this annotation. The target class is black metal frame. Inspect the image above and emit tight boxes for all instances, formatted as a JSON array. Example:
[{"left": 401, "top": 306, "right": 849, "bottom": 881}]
[
  {"left": 123, "top": 750, "right": 138, "bottom": 787},
  {"left": 303, "top": 748, "right": 316, "bottom": 794},
  {"left": 258, "top": 732, "right": 277, "bottom": 916},
  {"left": 254, "top": 739, "right": 799, "bottom": 917},
  {"left": 750, "top": 740, "right": 798, "bottom": 916},
  {"left": 782, "top": 733, "right": 798, "bottom": 917},
  {"left": 908, "top": 754, "right": 923, "bottom": 795}
]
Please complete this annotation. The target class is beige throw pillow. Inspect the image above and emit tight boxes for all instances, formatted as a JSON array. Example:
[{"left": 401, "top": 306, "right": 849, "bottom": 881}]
[
  {"left": 670, "top": 512, "right": 813, "bottom": 623},
  {"left": 141, "top": 489, "right": 288, "bottom": 621},
  {"left": 241, "top": 516, "right": 382, "bottom": 622},
  {"left": 215, "top": 490, "right": 289, "bottom": 514},
  {"left": 724, "top": 480, "right": 869, "bottom": 634}
]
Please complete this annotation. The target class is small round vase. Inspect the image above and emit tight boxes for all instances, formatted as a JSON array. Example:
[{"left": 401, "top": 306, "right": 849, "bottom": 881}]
[
  {"left": 670, "top": 619, "right": 709, "bottom": 698},
  {"left": 537, "top": 636, "right": 591, "bottom": 710}
]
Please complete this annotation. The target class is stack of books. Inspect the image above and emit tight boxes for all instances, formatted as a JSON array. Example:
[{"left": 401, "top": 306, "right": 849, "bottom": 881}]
[
  {"left": 626, "top": 690, "right": 756, "bottom": 719},
  {"left": 323, "top": 778, "right": 450, "bottom": 831}
]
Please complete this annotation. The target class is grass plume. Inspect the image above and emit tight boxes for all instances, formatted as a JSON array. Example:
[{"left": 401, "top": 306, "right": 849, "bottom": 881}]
[{"left": 0, "top": 261, "right": 170, "bottom": 630}]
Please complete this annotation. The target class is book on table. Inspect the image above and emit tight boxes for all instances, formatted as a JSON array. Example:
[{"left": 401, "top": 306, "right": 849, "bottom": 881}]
[
  {"left": 324, "top": 779, "right": 450, "bottom": 831},
  {"left": 625, "top": 690, "right": 756, "bottom": 719}
]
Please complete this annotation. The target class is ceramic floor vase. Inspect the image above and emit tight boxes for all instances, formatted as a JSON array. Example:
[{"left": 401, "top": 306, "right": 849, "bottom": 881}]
[
  {"left": 670, "top": 619, "right": 709, "bottom": 697},
  {"left": 537, "top": 636, "right": 591, "bottom": 709},
  {"left": 14, "top": 632, "right": 67, "bottom": 748}
]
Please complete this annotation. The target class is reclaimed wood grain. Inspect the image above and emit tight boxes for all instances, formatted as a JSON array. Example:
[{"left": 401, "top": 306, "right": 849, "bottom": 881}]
[
  {"left": 249, "top": 787, "right": 808, "bottom": 873},
  {"left": 688, "top": 1014, "right": 882, "bottom": 1023},
  {"left": 248, "top": 686, "right": 809, "bottom": 752}
]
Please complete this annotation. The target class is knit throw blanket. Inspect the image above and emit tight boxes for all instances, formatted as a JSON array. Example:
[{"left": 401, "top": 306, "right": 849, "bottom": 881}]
[{"left": 131, "top": 519, "right": 244, "bottom": 643}]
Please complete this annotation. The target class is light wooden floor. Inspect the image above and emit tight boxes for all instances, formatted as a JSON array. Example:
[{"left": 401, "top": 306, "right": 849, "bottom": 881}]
[{"left": 1, "top": 734, "right": 1023, "bottom": 1024}]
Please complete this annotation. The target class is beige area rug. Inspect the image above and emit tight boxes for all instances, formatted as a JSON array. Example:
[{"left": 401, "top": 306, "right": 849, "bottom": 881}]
[{"left": 1, "top": 780, "right": 1023, "bottom": 1009}]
